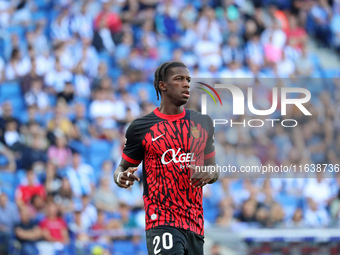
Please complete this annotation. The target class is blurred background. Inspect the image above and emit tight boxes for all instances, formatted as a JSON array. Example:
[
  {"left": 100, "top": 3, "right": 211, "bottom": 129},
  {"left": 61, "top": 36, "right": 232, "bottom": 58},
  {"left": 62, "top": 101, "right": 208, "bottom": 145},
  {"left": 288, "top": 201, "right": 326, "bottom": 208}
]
[{"left": 0, "top": 0, "right": 339, "bottom": 254}]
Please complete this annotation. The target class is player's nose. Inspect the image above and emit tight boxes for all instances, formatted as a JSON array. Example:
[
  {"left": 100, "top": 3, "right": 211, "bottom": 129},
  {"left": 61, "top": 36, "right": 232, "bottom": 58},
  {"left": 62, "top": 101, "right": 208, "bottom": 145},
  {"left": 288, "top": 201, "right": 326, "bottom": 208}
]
[{"left": 184, "top": 79, "right": 190, "bottom": 88}]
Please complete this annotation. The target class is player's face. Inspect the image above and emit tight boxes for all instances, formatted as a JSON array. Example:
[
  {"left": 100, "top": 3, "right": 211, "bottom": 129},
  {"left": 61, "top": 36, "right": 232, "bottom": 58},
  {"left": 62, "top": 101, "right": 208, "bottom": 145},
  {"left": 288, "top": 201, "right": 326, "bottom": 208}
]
[{"left": 164, "top": 67, "right": 191, "bottom": 106}]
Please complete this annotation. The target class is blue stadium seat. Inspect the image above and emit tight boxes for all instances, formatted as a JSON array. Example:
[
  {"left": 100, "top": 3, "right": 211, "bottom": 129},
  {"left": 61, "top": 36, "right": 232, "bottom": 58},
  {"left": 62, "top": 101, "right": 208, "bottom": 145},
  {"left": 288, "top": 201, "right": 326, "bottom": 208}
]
[
  {"left": 0, "top": 155, "right": 8, "bottom": 166},
  {"left": 15, "top": 169, "right": 26, "bottom": 186},
  {"left": 203, "top": 198, "right": 219, "bottom": 223},
  {"left": 0, "top": 171, "right": 15, "bottom": 184},
  {"left": 89, "top": 140, "right": 112, "bottom": 170},
  {"left": 275, "top": 194, "right": 300, "bottom": 220},
  {"left": 0, "top": 82, "right": 21, "bottom": 98},
  {"left": 109, "top": 67, "right": 122, "bottom": 80},
  {"left": 35, "top": 0, "right": 48, "bottom": 9},
  {"left": 323, "top": 69, "right": 340, "bottom": 78},
  {"left": 0, "top": 171, "right": 16, "bottom": 200},
  {"left": 11, "top": 98, "right": 25, "bottom": 117},
  {"left": 112, "top": 241, "right": 135, "bottom": 254},
  {"left": 69, "top": 140, "right": 88, "bottom": 157},
  {"left": 98, "top": 51, "right": 111, "bottom": 66},
  {"left": 136, "top": 241, "right": 148, "bottom": 253},
  {"left": 6, "top": 26, "right": 25, "bottom": 39}
]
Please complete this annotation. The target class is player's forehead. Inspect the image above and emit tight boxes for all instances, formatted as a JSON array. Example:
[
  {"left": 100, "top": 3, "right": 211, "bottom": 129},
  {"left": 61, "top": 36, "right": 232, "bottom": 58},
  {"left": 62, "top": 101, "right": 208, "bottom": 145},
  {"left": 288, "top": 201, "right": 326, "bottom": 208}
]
[{"left": 167, "top": 67, "right": 190, "bottom": 78}]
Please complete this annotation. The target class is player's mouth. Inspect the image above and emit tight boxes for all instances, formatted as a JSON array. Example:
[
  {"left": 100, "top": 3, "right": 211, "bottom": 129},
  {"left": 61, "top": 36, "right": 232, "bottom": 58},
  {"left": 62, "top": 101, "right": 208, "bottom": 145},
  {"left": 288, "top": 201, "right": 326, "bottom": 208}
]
[{"left": 182, "top": 90, "right": 190, "bottom": 98}]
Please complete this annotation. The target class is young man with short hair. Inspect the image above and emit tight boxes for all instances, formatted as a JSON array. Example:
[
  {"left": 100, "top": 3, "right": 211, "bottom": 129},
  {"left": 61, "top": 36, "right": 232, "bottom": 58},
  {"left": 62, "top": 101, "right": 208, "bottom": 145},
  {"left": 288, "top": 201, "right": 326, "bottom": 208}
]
[{"left": 114, "top": 61, "right": 218, "bottom": 255}]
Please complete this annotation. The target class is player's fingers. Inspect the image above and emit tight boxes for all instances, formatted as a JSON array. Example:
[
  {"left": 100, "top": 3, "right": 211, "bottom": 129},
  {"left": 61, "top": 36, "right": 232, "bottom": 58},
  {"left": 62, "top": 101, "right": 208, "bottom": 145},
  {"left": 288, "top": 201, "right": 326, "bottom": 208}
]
[
  {"left": 119, "top": 179, "right": 134, "bottom": 188},
  {"left": 190, "top": 176, "right": 206, "bottom": 187},
  {"left": 199, "top": 178, "right": 213, "bottom": 187},
  {"left": 121, "top": 174, "right": 138, "bottom": 182},
  {"left": 190, "top": 171, "right": 207, "bottom": 183},
  {"left": 127, "top": 167, "right": 138, "bottom": 173},
  {"left": 193, "top": 178, "right": 212, "bottom": 188},
  {"left": 126, "top": 168, "right": 140, "bottom": 181},
  {"left": 191, "top": 179, "right": 204, "bottom": 187}
]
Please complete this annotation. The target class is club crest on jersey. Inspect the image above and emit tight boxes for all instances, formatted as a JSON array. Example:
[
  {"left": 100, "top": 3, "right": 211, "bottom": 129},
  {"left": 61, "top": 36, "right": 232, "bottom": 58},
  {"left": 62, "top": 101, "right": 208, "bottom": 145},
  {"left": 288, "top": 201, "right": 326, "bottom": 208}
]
[{"left": 191, "top": 126, "right": 200, "bottom": 138}]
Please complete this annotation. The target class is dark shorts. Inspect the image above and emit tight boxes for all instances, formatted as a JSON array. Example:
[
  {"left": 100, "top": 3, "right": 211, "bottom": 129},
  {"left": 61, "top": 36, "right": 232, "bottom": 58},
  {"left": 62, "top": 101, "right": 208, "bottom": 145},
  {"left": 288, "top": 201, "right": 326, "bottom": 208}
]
[{"left": 146, "top": 226, "right": 204, "bottom": 255}]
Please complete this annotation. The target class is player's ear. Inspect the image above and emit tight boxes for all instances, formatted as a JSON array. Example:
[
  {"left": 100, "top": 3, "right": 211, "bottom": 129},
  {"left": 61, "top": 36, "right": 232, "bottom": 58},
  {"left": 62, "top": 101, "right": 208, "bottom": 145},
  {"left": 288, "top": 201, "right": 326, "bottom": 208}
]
[{"left": 158, "top": 81, "right": 167, "bottom": 92}]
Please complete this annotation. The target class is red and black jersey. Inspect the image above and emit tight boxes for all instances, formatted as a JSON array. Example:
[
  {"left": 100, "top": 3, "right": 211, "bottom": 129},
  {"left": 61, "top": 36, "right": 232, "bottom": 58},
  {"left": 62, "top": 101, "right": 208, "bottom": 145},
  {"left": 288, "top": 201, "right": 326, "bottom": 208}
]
[{"left": 122, "top": 107, "right": 215, "bottom": 236}]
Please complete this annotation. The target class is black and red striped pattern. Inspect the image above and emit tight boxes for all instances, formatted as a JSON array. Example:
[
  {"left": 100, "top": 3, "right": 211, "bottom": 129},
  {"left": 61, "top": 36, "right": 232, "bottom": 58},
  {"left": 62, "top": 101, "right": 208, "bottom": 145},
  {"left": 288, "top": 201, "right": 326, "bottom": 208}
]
[{"left": 122, "top": 108, "right": 215, "bottom": 236}]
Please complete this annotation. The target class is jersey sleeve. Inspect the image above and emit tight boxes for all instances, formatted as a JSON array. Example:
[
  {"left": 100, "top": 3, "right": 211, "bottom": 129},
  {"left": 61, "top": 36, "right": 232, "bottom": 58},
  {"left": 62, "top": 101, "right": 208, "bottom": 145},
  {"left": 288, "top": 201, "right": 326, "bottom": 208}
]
[
  {"left": 122, "top": 121, "right": 143, "bottom": 164},
  {"left": 204, "top": 115, "right": 215, "bottom": 160}
]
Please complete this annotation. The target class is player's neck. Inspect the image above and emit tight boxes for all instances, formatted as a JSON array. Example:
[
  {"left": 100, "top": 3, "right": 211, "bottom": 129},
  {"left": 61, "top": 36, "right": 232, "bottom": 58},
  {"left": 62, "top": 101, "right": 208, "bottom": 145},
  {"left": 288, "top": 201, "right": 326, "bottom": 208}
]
[{"left": 158, "top": 102, "right": 184, "bottom": 115}]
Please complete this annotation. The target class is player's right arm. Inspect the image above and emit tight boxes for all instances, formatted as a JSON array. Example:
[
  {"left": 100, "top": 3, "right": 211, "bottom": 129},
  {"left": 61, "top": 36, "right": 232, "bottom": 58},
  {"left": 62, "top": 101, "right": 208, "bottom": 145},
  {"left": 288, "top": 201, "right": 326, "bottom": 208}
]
[
  {"left": 114, "top": 119, "right": 143, "bottom": 189},
  {"left": 114, "top": 159, "right": 140, "bottom": 189}
]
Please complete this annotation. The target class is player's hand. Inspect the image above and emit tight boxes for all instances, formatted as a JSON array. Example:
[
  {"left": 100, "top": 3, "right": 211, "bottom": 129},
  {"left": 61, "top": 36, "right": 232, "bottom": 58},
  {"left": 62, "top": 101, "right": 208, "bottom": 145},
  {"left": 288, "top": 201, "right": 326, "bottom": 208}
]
[
  {"left": 189, "top": 165, "right": 216, "bottom": 188},
  {"left": 116, "top": 167, "right": 140, "bottom": 188}
]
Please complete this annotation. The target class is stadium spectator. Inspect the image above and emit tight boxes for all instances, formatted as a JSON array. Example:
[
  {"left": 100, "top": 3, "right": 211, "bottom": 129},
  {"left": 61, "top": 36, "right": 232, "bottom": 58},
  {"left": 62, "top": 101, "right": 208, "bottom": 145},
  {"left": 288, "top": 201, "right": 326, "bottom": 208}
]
[
  {"left": 285, "top": 208, "right": 306, "bottom": 228},
  {"left": 57, "top": 80, "right": 75, "bottom": 105},
  {"left": 330, "top": 5, "right": 340, "bottom": 58},
  {"left": 73, "top": 63, "right": 91, "bottom": 99},
  {"left": 0, "top": 192, "right": 19, "bottom": 253},
  {"left": 295, "top": 46, "right": 314, "bottom": 77},
  {"left": 5, "top": 47, "right": 30, "bottom": 81},
  {"left": 68, "top": 209, "right": 90, "bottom": 242},
  {"left": 44, "top": 58, "right": 73, "bottom": 94},
  {"left": 28, "top": 194, "right": 45, "bottom": 222},
  {"left": 216, "top": 200, "right": 235, "bottom": 228},
  {"left": 286, "top": 15, "right": 307, "bottom": 50},
  {"left": 50, "top": 8, "right": 72, "bottom": 43},
  {"left": 72, "top": 102, "right": 93, "bottom": 142},
  {"left": 44, "top": 161, "right": 62, "bottom": 197},
  {"left": 194, "top": 33, "right": 222, "bottom": 70},
  {"left": 0, "top": 141, "right": 16, "bottom": 171},
  {"left": 71, "top": 2, "right": 94, "bottom": 40},
  {"left": 303, "top": 174, "right": 334, "bottom": 207},
  {"left": 24, "top": 78, "right": 50, "bottom": 112},
  {"left": 304, "top": 199, "right": 330, "bottom": 227},
  {"left": 14, "top": 205, "right": 41, "bottom": 255},
  {"left": 91, "top": 209, "right": 109, "bottom": 242},
  {"left": 15, "top": 169, "right": 46, "bottom": 208},
  {"left": 39, "top": 201, "right": 69, "bottom": 252},
  {"left": 0, "top": 117, "right": 23, "bottom": 151},
  {"left": 275, "top": 51, "right": 295, "bottom": 78},
  {"left": 94, "top": 0, "right": 122, "bottom": 40},
  {"left": 237, "top": 199, "right": 257, "bottom": 223},
  {"left": 54, "top": 177, "right": 74, "bottom": 214},
  {"left": 117, "top": 202, "right": 138, "bottom": 229},
  {"left": 0, "top": 101, "right": 20, "bottom": 132},
  {"left": 94, "top": 177, "right": 119, "bottom": 213},
  {"left": 267, "top": 202, "right": 285, "bottom": 228},
  {"left": 89, "top": 88, "right": 116, "bottom": 123},
  {"left": 310, "top": 0, "right": 332, "bottom": 47},
  {"left": 245, "top": 33, "right": 265, "bottom": 70},
  {"left": 330, "top": 189, "right": 340, "bottom": 223},
  {"left": 66, "top": 150, "right": 94, "bottom": 197},
  {"left": 222, "top": 34, "right": 244, "bottom": 65},
  {"left": 78, "top": 195, "right": 97, "bottom": 230},
  {"left": 47, "top": 133, "right": 72, "bottom": 170},
  {"left": 210, "top": 243, "right": 222, "bottom": 255}
]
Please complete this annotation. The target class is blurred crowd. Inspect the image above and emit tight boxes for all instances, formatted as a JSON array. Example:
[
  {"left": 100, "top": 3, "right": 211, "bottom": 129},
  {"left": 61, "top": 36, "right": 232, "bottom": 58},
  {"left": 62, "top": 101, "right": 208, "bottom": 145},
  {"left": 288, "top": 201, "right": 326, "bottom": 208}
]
[{"left": 0, "top": 0, "right": 339, "bottom": 254}]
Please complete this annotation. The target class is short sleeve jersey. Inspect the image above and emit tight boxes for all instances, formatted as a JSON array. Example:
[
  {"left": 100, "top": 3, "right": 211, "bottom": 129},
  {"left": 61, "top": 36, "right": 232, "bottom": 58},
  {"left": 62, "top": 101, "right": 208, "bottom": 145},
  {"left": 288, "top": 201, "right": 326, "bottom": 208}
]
[{"left": 122, "top": 107, "right": 215, "bottom": 236}]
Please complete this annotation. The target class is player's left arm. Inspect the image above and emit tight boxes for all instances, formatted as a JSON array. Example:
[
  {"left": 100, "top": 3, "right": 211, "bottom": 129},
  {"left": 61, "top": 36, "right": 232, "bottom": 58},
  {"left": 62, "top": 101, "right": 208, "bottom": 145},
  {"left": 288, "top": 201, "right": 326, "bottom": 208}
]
[
  {"left": 190, "top": 114, "right": 219, "bottom": 188},
  {"left": 204, "top": 114, "right": 219, "bottom": 185},
  {"left": 204, "top": 156, "right": 219, "bottom": 184},
  {"left": 190, "top": 157, "right": 219, "bottom": 188}
]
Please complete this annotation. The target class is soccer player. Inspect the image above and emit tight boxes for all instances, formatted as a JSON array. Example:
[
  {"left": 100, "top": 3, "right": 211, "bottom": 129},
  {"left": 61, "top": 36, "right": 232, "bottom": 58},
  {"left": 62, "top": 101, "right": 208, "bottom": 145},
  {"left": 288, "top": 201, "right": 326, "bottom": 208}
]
[{"left": 114, "top": 61, "right": 218, "bottom": 255}]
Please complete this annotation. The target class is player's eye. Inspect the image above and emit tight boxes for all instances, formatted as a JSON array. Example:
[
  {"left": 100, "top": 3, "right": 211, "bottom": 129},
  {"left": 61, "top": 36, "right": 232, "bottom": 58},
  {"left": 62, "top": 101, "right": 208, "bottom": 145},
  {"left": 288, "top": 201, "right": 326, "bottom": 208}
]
[{"left": 187, "top": 79, "right": 191, "bottom": 83}]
